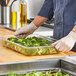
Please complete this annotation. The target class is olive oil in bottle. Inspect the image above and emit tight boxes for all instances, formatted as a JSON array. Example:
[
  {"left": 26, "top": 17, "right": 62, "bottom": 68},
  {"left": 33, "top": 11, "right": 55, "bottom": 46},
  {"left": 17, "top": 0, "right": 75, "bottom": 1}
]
[
  {"left": 11, "top": 0, "right": 27, "bottom": 29},
  {"left": 11, "top": 0, "right": 18, "bottom": 29},
  {"left": 11, "top": 12, "right": 17, "bottom": 29},
  {"left": 19, "top": 0, "right": 27, "bottom": 27}
]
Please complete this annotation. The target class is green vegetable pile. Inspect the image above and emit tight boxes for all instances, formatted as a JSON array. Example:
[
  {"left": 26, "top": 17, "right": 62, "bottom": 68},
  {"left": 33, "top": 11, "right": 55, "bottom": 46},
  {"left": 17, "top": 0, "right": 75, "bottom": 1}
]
[
  {"left": 7, "top": 37, "right": 52, "bottom": 47},
  {"left": 7, "top": 70, "right": 70, "bottom": 76}
]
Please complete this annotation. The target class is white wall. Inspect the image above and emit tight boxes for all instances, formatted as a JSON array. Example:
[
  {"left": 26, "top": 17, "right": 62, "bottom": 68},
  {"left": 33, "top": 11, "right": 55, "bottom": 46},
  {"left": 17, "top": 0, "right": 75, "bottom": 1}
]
[{"left": 25, "top": 0, "right": 45, "bottom": 19}]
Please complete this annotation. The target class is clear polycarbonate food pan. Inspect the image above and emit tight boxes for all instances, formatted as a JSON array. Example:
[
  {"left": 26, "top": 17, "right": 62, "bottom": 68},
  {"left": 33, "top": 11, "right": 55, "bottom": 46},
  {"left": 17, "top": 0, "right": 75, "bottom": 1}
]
[{"left": 1, "top": 34, "right": 58, "bottom": 56}]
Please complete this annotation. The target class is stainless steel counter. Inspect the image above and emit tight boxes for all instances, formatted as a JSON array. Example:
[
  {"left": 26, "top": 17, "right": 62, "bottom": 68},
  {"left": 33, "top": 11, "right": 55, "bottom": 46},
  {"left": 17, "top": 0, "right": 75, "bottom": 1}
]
[
  {"left": 34, "top": 26, "right": 53, "bottom": 36},
  {"left": 67, "top": 56, "right": 76, "bottom": 61}
]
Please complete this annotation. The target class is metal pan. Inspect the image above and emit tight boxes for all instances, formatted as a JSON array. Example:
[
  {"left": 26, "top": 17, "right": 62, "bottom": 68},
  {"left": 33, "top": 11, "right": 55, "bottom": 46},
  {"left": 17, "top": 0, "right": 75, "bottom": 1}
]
[
  {"left": 2, "top": 34, "right": 58, "bottom": 56},
  {"left": 0, "top": 58, "right": 76, "bottom": 76}
]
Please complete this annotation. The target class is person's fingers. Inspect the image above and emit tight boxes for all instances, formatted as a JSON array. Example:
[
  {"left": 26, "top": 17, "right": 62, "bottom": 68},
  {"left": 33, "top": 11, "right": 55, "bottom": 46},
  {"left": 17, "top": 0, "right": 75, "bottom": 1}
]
[
  {"left": 63, "top": 42, "right": 71, "bottom": 52},
  {"left": 15, "top": 25, "right": 28, "bottom": 36},
  {"left": 52, "top": 40, "right": 70, "bottom": 52},
  {"left": 58, "top": 42, "right": 70, "bottom": 52},
  {"left": 55, "top": 42, "right": 61, "bottom": 50},
  {"left": 63, "top": 46, "right": 70, "bottom": 52},
  {"left": 15, "top": 29, "right": 21, "bottom": 36},
  {"left": 54, "top": 41, "right": 67, "bottom": 52},
  {"left": 52, "top": 40, "right": 59, "bottom": 47},
  {"left": 16, "top": 33, "right": 29, "bottom": 39},
  {"left": 15, "top": 28, "right": 25, "bottom": 36},
  {"left": 58, "top": 42, "right": 64, "bottom": 52}
]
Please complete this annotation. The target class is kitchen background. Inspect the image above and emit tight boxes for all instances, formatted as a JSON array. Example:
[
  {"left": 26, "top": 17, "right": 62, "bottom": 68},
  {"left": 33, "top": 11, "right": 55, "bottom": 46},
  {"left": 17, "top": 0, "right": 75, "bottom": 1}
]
[
  {"left": 0, "top": 0, "right": 76, "bottom": 75},
  {"left": 0, "top": 0, "right": 54, "bottom": 37}
]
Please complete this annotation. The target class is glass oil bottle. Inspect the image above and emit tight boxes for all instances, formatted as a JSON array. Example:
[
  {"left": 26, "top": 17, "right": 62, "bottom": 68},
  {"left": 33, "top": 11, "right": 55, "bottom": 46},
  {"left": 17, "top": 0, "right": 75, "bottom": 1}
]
[
  {"left": 11, "top": 0, "right": 18, "bottom": 29},
  {"left": 11, "top": 0, "right": 27, "bottom": 29},
  {"left": 19, "top": 0, "right": 27, "bottom": 27}
]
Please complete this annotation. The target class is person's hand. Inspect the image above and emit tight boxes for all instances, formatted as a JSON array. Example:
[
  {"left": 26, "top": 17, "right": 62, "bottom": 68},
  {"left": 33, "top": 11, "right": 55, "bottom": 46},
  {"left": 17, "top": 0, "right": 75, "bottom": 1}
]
[
  {"left": 14, "top": 22, "right": 38, "bottom": 38},
  {"left": 52, "top": 31, "right": 76, "bottom": 52}
]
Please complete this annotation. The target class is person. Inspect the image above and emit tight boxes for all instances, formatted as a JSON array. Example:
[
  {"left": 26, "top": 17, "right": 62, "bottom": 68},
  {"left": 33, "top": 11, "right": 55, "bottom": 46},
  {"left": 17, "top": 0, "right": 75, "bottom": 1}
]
[{"left": 15, "top": 0, "right": 76, "bottom": 52}]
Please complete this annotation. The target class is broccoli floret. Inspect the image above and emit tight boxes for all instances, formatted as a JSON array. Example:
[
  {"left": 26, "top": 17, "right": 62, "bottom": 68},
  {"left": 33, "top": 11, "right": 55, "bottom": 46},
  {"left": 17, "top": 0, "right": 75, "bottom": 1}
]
[
  {"left": 8, "top": 37, "right": 18, "bottom": 42},
  {"left": 7, "top": 37, "right": 52, "bottom": 47},
  {"left": 17, "top": 38, "right": 24, "bottom": 43}
]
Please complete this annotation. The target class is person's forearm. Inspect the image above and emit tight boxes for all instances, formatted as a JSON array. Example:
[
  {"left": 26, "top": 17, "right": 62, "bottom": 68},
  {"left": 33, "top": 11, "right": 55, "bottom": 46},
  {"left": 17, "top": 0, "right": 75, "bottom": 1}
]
[
  {"left": 32, "top": 16, "right": 48, "bottom": 27},
  {"left": 72, "top": 26, "right": 76, "bottom": 33}
]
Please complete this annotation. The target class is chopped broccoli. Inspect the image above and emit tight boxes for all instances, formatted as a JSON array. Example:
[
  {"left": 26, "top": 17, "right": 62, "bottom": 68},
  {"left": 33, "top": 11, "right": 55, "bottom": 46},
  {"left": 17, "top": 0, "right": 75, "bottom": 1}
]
[
  {"left": 17, "top": 38, "right": 24, "bottom": 43},
  {"left": 7, "top": 37, "right": 52, "bottom": 47},
  {"left": 7, "top": 37, "right": 18, "bottom": 42}
]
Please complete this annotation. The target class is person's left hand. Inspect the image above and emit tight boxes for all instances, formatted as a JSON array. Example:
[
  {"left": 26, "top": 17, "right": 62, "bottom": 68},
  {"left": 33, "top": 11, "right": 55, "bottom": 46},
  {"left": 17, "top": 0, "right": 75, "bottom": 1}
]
[{"left": 52, "top": 31, "right": 76, "bottom": 52}]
